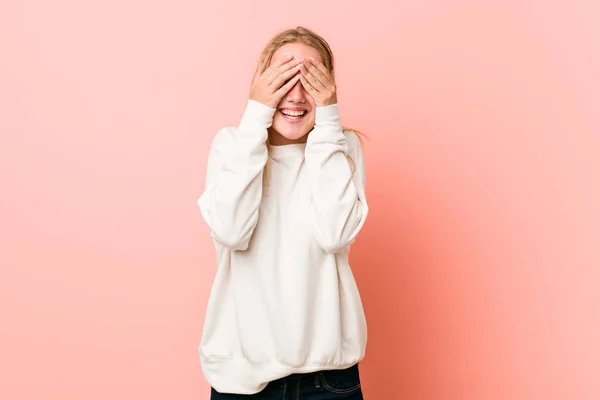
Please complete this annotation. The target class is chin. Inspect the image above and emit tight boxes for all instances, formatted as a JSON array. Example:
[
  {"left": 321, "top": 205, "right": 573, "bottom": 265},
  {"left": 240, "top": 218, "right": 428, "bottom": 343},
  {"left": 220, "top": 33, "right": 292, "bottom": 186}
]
[{"left": 272, "top": 118, "right": 314, "bottom": 141}]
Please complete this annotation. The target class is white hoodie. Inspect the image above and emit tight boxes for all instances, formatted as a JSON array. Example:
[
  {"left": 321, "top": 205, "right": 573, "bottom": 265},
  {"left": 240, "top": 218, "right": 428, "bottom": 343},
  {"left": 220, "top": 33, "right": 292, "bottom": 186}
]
[{"left": 197, "top": 100, "right": 369, "bottom": 394}]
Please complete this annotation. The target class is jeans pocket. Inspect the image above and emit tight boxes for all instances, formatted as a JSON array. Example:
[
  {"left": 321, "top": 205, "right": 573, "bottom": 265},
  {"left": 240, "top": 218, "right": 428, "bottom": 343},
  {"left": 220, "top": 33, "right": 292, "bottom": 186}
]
[{"left": 319, "top": 364, "right": 362, "bottom": 394}]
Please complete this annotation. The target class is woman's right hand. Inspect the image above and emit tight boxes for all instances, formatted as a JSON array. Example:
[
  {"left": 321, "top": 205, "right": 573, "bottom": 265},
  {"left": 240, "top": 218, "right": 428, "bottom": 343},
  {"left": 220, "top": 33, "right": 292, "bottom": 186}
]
[{"left": 250, "top": 54, "right": 303, "bottom": 109}]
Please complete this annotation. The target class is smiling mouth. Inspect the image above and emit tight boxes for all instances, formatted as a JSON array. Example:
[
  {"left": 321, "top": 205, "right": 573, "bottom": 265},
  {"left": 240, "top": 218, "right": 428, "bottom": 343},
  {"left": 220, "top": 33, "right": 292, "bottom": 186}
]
[{"left": 279, "top": 109, "right": 308, "bottom": 122}]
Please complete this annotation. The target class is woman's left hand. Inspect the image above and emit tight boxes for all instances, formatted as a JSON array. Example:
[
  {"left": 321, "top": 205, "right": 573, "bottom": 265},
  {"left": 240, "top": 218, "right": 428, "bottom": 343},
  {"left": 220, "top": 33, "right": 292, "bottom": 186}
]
[{"left": 299, "top": 57, "right": 338, "bottom": 107}]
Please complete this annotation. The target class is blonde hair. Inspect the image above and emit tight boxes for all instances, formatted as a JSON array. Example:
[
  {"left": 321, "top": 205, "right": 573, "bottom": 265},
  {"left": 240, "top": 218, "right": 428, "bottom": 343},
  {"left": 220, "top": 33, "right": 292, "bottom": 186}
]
[{"left": 254, "top": 26, "right": 366, "bottom": 180}]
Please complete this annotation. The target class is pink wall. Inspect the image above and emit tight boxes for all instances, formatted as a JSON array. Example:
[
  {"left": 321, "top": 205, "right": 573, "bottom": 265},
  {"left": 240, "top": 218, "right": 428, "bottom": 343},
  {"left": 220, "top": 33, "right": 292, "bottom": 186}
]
[{"left": 1, "top": 1, "right": 599, "bottom": 399}]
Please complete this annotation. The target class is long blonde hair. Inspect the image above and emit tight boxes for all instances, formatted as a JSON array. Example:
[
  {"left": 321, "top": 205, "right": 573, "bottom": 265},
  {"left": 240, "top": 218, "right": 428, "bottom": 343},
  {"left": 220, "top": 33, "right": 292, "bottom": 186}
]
[{"left": 254, "top": 26, "right": 366, "bottom": 178}]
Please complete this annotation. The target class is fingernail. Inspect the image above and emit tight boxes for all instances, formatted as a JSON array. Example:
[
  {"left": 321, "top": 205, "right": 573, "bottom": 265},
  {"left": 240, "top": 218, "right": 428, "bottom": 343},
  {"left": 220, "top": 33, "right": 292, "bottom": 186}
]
[{"left": 286, "top": 54, "right": 293, "bottom": 59}]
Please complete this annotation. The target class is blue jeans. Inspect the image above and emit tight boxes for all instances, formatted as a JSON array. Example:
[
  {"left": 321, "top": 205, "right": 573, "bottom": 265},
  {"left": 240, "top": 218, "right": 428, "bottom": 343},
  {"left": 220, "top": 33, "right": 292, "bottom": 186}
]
[{"left": 210, "top": 363, "right": 364, "bottom": 400}]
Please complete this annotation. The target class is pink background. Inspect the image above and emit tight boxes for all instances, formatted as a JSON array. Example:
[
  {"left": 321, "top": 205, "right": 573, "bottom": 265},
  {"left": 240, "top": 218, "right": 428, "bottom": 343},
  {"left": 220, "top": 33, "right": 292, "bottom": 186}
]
[{"left": 1, "top": 1, "right": 599, "bottom": 399}]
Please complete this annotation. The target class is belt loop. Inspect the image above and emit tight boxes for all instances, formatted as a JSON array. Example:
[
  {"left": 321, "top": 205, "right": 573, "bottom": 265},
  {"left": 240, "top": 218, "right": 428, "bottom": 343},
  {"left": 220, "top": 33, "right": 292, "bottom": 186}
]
[{"left": 314, "top": 372, "right": 321, "bottom": 388}]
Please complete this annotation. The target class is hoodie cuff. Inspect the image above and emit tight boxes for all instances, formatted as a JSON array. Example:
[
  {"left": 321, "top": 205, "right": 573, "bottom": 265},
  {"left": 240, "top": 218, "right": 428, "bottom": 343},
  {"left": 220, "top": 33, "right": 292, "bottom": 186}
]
[
  {"left": 315, "top": 104, "right": 341, "bottom": 127},
  {"left": 239, "top": 100, "right": 277, "bottom": 129}
]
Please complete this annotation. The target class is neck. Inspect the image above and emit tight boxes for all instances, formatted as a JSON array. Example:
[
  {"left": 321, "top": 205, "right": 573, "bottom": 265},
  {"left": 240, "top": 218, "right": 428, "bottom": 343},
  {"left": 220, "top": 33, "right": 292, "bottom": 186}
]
[{"left": 268, "top": 129, "right": 308, "bottom": 146}]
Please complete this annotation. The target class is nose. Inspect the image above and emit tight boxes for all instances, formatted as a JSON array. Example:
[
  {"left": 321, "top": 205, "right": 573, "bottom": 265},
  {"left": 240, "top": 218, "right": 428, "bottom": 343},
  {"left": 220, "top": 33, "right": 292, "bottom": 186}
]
[{"left": 285, "top": 79, "right": 306, "bottom": 103}]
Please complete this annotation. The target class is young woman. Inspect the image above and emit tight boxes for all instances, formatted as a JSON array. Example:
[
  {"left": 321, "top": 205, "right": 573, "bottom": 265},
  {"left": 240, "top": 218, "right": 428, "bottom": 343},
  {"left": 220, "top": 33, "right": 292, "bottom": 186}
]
[{"left": 197, "top": 26, "right": 369, "bottom": 399}]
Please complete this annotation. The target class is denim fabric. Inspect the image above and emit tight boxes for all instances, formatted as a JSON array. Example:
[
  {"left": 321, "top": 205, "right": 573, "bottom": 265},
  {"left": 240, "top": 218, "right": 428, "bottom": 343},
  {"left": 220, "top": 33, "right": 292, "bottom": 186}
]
[{"left": 210, "top": 363, "right": 363, "bottom": 400}]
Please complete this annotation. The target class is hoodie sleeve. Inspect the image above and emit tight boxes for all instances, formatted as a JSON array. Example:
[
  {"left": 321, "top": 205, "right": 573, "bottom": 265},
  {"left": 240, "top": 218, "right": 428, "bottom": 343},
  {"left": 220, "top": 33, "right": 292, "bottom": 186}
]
[
  {"left": 304, "top": 104, "right": 369, "bottom": 254},
  {"left": 197, "top": 100, "right": 275, "bottom": 251}
]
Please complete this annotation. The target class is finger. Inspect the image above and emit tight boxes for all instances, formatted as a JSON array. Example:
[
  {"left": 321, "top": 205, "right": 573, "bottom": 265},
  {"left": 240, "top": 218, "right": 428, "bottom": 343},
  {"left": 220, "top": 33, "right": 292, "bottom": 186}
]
[
  {"left": 271, "top": 60, "right": 303, "bottom": 88},
  {"left": 305, "top": 61, "right": 330, "bottom": 91},
  {"left": 300, "top": 62, "right": 325, "bottom": 92},
  {"left": 265, "top": 55, "right": 296, "bottom": 84},
  {"left": 309, "top": 57, "right": 334, "bottom": 84},
  {"left": 305, "top": 58, "right": 331, "bottom": 86},
  {"left": 274, "top": 73, "right": 301, "bottom": 98},
  {"left": 299, "top": 73, "right": 319, "bottom": 98}
]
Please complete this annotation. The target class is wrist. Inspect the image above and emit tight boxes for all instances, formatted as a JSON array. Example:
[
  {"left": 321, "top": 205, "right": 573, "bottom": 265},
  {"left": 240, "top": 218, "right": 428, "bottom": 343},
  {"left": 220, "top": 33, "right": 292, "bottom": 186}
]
[{"left": 317, "top": 96, "right": 338, "bottom": 107}]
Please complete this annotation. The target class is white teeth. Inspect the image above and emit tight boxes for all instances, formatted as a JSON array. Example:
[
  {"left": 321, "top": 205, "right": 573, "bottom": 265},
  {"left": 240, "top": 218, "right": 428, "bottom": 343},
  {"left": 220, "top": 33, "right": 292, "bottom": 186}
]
[{"left": 281, "top": 110, "right": 305, "bottom": 117}]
